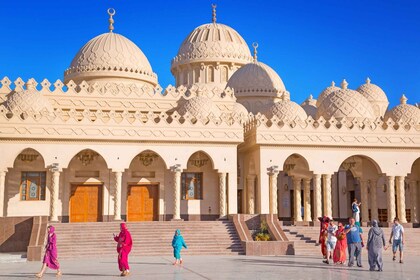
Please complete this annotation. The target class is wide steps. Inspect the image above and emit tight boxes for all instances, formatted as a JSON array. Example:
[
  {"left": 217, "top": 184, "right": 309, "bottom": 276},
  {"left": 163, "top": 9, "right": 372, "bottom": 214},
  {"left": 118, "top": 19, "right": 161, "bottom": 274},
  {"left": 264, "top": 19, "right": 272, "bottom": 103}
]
[{"left": 52, "top": 221, "right": 244, "bottom": 259}]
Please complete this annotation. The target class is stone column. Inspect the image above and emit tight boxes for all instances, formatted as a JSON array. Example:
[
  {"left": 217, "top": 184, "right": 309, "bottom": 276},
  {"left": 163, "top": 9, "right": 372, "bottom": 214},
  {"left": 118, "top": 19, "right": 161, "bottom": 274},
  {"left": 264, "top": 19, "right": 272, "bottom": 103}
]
[
  {"left": 396, "top": 176, "right": 407, "bottom": 223},
  {"left": 292, "top": 177, "right": 302, "bottom": 222},
  {"left": 409, "top": 180, "right": 418, "bottom": 223},
  {"left": 268, "top": 168, "right": 279, "bottom": 215},
  {"left": 303, "top": 178, "right": 312, "bottom": 222},
  {"left": 360, "top": 180, "right": 369, "bottom": 224},
  {"left": 322, "top": 174, "right": 332, "bottom": 218},
  {"left": 0, "top": 171, "right": 6, "bottom": 217},
  {"left": 218, "top": 172, "right": 227, "bottom": 218},
  {"left": 386, "top": 176, "right": 396, "bottom": 223},
  {"left": 172, "top": 166, "right": 182, "bottom": 220},
  {"left": 113, "top": 171, "right": 122, "bottom": 221},
  {"left": 313, "top": 174, "right": 322, "bottom": 220},
  {"left": 247, "top": 175, "right": 256, "bottom": 214},
  {"left": 50, "top": 171, "right": 60, "bottom": 222},
  {"left": 370, "top": 179, "right": 378, "bottom": 221}
]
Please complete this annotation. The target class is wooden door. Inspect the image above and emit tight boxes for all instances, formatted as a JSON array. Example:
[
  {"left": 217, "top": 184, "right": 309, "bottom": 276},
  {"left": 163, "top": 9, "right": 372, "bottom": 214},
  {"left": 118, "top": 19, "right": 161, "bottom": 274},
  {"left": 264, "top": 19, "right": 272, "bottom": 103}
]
[
  {"left": 127, "top": 185, "right": 158, "bottom": 221},
  {"left": 70, "top": 185, "right": 102, "bottom": 222}
]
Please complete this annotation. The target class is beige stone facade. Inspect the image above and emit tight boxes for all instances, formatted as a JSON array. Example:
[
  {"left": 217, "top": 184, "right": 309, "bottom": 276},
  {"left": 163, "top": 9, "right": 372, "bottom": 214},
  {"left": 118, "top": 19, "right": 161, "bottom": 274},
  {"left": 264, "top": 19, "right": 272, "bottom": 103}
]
[{"left": 0, "top": 8, "right": 419, "bottom": 226}]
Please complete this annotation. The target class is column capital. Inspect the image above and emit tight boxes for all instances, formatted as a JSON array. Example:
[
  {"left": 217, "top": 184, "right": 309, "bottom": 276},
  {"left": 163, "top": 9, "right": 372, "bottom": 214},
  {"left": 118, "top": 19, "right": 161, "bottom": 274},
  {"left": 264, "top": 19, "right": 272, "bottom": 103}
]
[
  {"left": 303, "top": 178, "right": 311, "bottom": 184},
  {"left": 171, "top": 164, "right": 182, "bottom": 173},
  {"left": 267, "top": 166, "right": 280, "bottom": 176},
  {"left": 292, "top": 176, "right": 302, "bottom": 184}
]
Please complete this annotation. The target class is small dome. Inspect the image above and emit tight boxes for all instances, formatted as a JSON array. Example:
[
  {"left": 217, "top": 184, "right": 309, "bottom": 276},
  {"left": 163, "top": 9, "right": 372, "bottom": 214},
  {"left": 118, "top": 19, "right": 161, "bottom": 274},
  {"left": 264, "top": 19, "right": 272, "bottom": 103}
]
[
  {"left": 6, "top": 79, "right": 53, "bottom": 114},
  {"left": 301, "top": 94, "right": 317, "bottom": 118},
  {"left": 316, "top": 80, "right": 376, "bottom": 120},
  {"left": 171, "top": 23, "right": 252, "bottom": 69},
  {"left": 232, "top": 102, "right": 248, "bottom": 117},
  {"left": 316, "top": 81, "right": 340, "bottom": 107},
  {"left": 384, "top": 95, "right": 420, "bottom": 124},
  {"left": 356, "top": 78, "right": 389, "bottom": 117},
  {"left": 64, "top": 32, "right": 157, "bottom": 86},
  {"left": 226, "top": 61, "right": 286, "bottom": 98},
  {"left": 179, "top": 96, "right": 221, "bottom": 119},
  {"left": 264, "top": 98, "right": 308, "bottom": 121}
]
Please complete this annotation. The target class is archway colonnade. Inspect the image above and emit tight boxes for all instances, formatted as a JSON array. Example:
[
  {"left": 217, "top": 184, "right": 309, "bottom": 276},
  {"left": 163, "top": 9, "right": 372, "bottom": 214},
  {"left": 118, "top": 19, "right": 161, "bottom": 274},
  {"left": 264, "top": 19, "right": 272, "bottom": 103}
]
[{"left": 0, "top": 143, "right": 238, "bottom": 222}]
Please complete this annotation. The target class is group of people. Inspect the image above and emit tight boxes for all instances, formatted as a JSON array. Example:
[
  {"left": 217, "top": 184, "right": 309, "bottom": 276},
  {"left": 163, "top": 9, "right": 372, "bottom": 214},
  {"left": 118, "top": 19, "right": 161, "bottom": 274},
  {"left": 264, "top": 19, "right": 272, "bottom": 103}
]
[
  {"left": 35, "top": 223, "right": 188, "bottom": 278},
  {"left": 319, "top": 214, "right": 405, "bottom": 272}
]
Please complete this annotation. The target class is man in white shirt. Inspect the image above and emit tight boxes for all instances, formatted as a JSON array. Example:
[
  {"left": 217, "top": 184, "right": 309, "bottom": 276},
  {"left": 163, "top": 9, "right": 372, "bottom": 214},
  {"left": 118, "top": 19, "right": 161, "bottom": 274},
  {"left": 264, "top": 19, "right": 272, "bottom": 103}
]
[
  {"left": 389, "top": 217, "right": 404, "bottom": 263},
  {"left": 323, "top": 219, "right": 338, "bottom": 264}
]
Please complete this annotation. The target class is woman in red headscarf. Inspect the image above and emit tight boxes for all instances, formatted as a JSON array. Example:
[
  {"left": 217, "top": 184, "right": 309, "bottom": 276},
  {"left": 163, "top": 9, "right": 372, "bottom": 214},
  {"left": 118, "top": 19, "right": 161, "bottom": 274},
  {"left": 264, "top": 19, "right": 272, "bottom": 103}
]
[
  {"left": 114, "top": 223, "right": 133, "bottom": 277},
  {"left": 36, "top": 225, "right": 62, "bottom": 278},
  {"left": 333, "top": 222, "right": 347, "bottom": 264}
]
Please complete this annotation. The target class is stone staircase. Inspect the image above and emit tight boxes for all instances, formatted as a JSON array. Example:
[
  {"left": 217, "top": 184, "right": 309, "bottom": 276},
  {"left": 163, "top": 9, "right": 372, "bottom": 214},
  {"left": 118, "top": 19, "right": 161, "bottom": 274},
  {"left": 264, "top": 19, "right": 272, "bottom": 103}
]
[
  {"left": 283, "top": 225, "right": 420, "bottom": 256},
  {"left": 52, "top": 221, "right": 244, "bottom": 259}
]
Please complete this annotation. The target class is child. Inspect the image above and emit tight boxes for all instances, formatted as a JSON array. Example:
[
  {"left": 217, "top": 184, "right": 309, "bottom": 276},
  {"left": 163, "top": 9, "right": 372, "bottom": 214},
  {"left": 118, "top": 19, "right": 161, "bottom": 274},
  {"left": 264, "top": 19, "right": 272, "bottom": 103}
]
[{"left": 172, "top": 229, "right": 188, "bottom": 265}]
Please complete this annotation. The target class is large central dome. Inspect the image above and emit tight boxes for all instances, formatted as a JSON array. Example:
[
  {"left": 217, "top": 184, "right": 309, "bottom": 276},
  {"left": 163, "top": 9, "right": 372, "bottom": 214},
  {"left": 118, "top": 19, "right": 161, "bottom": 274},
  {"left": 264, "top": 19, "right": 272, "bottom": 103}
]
[{"left": 171, "top": 23, "right": 252, "bottom": 68}]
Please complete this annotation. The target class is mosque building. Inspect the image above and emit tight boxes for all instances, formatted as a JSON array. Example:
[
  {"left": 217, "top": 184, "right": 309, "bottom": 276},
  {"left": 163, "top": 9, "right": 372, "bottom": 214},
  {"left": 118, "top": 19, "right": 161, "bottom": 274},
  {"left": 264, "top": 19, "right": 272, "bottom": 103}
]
[{"left": 0, "top": 6, "right": 419, "bottom": 236}]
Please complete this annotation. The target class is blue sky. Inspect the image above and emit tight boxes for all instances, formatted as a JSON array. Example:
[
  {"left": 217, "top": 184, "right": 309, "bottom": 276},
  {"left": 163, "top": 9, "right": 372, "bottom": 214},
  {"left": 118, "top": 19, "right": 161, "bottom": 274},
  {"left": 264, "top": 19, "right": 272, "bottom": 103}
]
[{"left": 1, "top": 0, "right": 419, "bottom": 107}]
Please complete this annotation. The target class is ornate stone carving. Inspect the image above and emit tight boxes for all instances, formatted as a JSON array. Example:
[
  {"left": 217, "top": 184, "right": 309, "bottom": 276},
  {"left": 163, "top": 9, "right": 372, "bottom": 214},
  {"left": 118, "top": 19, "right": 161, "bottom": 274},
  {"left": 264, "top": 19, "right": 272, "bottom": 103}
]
[
  {"left": 218, "top": 172, "right": 227, "bottom": 218},
  {"left": 356, "top": 78, "right": 389, "bottom": 117},
  {"left": 386, "top": 176, "right": 396, "bottom": 223},
  {"left": 384, "top": 95, "right": 420, "bottom": 124},
  {"left": 316, "top": 81, "right": 340, "bottom": 107},
  {"left": 76, "top": 150, "right": 99, "bottom": 166},
  {"left": 137, "top": 153, "right": 158, "bottom": 166},
  {"left": 114, "top": 171, "right": 122, "bottom": 221},
  {"left": 50, "top": 170, "right": 60, "bottom": 222},
  {"left": 264, "top": 99, "right": 308, "bottom": 121},
  {"left": 179, "top": 96, "right": 221, "bottom": 119}
]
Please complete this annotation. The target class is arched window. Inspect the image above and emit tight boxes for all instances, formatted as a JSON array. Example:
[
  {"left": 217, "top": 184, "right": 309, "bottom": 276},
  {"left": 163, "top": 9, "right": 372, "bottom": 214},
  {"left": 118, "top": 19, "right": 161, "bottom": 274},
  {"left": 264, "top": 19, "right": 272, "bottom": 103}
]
[
  {"left": 194, "top": 68, "right": 200, "bottom": 83},
  {"left": 221, "top": 66, "right": 228, "bottom": 83},
  {"left": 208, "top": 66, "right": 215, "bottom": 82}
]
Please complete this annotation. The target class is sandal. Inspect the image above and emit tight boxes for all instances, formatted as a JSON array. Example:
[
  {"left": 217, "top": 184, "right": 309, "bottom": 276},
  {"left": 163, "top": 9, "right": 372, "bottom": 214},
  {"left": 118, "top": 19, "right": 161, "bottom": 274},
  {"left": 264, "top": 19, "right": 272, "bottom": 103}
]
[{"left": 35, "top": 273, "right": 43, "bottom": 278}]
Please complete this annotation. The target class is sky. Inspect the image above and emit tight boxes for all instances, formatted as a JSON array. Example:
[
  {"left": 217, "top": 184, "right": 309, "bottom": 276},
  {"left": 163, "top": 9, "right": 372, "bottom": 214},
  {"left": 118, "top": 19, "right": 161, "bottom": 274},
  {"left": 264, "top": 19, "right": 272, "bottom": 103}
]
[{"left": 1, "top": 0, "right": 419, "bottom": 107}]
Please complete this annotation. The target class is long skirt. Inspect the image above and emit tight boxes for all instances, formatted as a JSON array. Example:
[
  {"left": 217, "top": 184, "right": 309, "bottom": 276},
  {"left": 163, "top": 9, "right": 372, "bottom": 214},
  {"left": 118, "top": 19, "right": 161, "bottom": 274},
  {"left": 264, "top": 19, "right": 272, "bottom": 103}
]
[
  {"left": 333, "top": 240, "right": 347, "bottom": 263},
  {"left": 118, "top": 250, "right": 130, "bottom": 271},
  {"left": 43, "top": 249, "right": 60, "bottom": 270}
]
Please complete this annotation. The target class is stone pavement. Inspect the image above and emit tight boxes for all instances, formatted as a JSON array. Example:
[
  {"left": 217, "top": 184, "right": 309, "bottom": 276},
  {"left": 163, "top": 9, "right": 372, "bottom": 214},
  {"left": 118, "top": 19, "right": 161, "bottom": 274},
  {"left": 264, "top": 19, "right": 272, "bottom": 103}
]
[{"left": 0, "top": 254, "right": 418, "bottom": 280}]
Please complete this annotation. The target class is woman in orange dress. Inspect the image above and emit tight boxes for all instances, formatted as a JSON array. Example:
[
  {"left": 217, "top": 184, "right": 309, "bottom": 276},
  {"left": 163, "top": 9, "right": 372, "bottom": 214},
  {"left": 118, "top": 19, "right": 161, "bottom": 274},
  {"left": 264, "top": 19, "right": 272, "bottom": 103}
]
[{"left": 333, "top": 222, "right": 347, "bottom": 264}]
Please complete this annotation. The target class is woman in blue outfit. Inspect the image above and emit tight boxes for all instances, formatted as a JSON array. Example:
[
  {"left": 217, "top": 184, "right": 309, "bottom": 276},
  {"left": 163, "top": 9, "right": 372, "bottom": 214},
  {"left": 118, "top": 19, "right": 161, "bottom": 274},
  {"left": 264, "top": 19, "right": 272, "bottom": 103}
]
[{"left": 172, "top": 229, "right": 188, "bottom": 265}]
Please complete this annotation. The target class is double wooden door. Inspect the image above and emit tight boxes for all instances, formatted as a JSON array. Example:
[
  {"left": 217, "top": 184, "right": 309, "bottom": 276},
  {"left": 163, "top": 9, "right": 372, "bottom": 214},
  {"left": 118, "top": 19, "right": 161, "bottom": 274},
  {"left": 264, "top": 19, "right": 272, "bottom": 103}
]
[
  {"left": 70, "top": 185, "right": 102, "bottom": 222},
  {"left": 127, "top": 184, "right": 158, "bottom": 221}
]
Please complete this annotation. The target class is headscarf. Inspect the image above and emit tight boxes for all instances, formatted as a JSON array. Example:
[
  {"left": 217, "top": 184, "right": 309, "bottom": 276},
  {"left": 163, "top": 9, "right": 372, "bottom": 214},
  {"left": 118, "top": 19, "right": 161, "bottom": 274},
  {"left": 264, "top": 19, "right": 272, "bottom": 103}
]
[
  {"left": 175, "top": 229, "right": 181, "bottom": 236},
  {"left": 371, "top": 220, "right": 382, "bottom": 235},
  {"left": 48, "top": 225, "right": 55, "bottom": 234},
  {"left": 121, "top": 223, "right": 127, "bottom": 231}
]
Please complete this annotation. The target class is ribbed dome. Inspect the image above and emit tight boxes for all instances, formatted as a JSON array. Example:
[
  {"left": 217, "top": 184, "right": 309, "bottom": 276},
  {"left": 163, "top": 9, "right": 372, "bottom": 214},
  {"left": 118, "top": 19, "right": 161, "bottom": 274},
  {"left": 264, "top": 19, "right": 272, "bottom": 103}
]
[
  {"left": 264, "top": 98, "right": 308, "bottom": 121},
  {"left": 6, "top": 79, "right": 53, "bottom": 114},
  {"left": 384, "top": 95, "right": 420, "bottom": 124},
  {"left": 64, "top": 32, "right": 157, "bottom": 86},
  {"left": 179, "top": 96, "right": 221, "bottom": 119},
  {"left": 301, "top": 95, "right": 317, "bottom": 118},
  {"left": 356, "top": 78, "right": 389, "bottom": 117},
  {"left": 171, "top": 23, "right": 252, "bottom": 69},
  {"left": 232, "top": 102, "right": 249, "bottom": 117},
  {"left": 316, "top": 80, "right": 376, "bottom": 120},
  {"left": 226, "top": 61, "right": 286, "bottom": 98},
  {"left": 316, "top": 81, "right": 340, "bottom": 107}
]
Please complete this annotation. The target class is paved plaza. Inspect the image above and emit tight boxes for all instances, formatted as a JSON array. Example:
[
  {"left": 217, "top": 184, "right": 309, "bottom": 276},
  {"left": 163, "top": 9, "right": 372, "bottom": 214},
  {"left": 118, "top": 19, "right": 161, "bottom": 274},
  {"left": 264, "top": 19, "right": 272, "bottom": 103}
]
[{"left": 0, "top": 254, "right": 418, "bottom": 280}]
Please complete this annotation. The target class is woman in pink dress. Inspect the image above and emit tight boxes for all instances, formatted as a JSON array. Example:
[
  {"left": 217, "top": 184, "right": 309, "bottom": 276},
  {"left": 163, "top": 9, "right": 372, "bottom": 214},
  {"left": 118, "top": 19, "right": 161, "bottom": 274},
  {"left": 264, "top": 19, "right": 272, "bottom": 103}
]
[
  {"left": 114, "top": 223, "right": 133, "bottom": 277},
  {"left": 36, "top": 225, "right": 62, "bottom": 278},
  {"left": 333, "top": 222, "right": 347, "bottom": 264}
]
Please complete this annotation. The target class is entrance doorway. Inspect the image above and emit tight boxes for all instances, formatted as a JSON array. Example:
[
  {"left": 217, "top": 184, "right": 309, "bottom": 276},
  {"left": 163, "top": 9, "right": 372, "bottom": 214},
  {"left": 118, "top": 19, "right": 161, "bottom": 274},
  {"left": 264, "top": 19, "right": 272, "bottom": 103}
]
[
  {"left": 127, "top": 184, "right": 159, "bottom": 221},
  {"left": 70, "top": 185, "right": 103, "bottom": 222}
]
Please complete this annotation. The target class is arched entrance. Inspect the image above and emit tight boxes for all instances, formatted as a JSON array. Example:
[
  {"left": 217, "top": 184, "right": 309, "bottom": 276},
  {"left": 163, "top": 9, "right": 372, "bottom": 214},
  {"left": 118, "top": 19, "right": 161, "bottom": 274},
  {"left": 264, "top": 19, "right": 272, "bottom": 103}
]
[
  {"left": 408, "top": 158, "right": 420, "bottom": 224},
  {"left": 64, "top": 149, "right": 109, "bottom": 223},
  {"left": 279, "top": 154, "right": 313, "bottom": 224},
  {"left": 124, "top": 150, "right": 166, "bottom": 221},
  {"left": 336, "top": 155, "right": 382, "bottom": 224}
]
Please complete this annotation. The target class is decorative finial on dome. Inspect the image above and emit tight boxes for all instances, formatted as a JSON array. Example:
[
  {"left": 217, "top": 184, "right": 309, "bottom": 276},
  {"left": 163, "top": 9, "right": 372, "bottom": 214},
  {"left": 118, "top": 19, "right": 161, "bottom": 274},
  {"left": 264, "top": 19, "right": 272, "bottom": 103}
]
[
  {"left": 107, "top": 8, "right": 116, "bottom": 33},
  {"left": 309, "top": 94, "right": 313, "bottom": 100},
  {"left": 252, "top": 42, "right": 258, "bottom": 62},
  {"left": 341, "top": 79, "right": 348, "bottom": 89},
  {"left": 400, "top": 94, "right": 408, "bottom": 104},
  {"left": 366, "top": 77, "right": 371, "bottom": 84},
  {"left": 212, "top": 4, "right": 217, "bottom": 23},
  {"left": 331, "top": 81, "right": 335, "bottom": 87}
]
